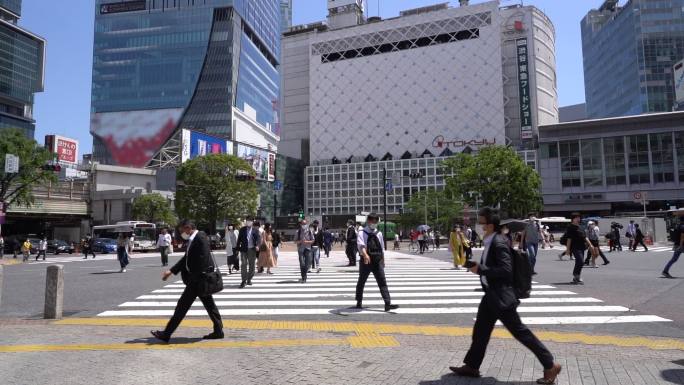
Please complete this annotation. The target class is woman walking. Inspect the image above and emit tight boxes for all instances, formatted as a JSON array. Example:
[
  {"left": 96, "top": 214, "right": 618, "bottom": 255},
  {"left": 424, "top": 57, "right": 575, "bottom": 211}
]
[
  {"left": 258, "top": 223, "right": 277, "bottom": 275},
  {"left": 224, "top": 224, "right": 239, "bottom": 274},
  {"left": 117, "top": 233, "right": 130, "bottom": 273},
  {"left": 449, "top": 226, "right": 467, "bottom": 269}
]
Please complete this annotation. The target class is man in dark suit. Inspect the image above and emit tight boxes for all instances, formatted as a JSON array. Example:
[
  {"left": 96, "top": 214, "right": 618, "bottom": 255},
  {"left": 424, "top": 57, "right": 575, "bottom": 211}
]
[
  {"left": 450, "top": 208, "right": 561, "bottom": 385},
  {"left": 236, "top": 216, "right": 261, "bottom": 288},
  {"left": 151, "top": 220, "right": 223, "bottom": 342}
]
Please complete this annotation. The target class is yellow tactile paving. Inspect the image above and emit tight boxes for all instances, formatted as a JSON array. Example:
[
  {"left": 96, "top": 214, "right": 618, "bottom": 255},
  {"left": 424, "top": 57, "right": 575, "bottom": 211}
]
[{"left": 53, "top": 318, "right": 684, "bottom": 351}]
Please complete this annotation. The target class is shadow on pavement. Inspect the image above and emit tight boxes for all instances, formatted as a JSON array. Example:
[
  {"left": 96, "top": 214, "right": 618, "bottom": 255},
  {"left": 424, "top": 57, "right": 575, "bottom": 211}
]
[
  {"left": 419, "top": 374, "right": 540, "bottom": 384},
  {"left": 328, "top": 307, "right": 387, "bottom": 316},
  {"left": 90, "top": 271, "right": 123, "bottom": 275},
  {"left": 660, "top": 369, "right": 684, "bottom": 385},
  {"left": 126, "top": 337, "right": 203, "bottom": 345}
]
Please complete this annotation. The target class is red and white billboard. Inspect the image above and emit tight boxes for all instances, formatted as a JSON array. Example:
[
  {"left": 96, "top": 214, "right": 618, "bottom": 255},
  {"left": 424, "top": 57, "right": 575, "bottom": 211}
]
[
  {"left": 90, "top": 108, "right": 183, "bottom": 167},
  {"left": 45, "top": 135, "right": 79, "bottom": 165}
]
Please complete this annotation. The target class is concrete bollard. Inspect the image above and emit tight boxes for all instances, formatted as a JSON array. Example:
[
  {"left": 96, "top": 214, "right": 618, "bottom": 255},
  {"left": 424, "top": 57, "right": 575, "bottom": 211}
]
[
  {"left": 0, "top": 265, "right": 3, "bottom": 310},
  {"left": 44, "top": 265, "right": 64, "bottom": 319}
]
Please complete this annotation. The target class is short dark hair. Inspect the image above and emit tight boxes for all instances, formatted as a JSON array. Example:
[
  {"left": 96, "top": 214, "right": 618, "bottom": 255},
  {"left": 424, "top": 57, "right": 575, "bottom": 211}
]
[
  {"left": 179, "top": 219, "right": 196, "bottom": 229},
  {"left": 312, "top": 220, "right": 319, "bottom": 225},
  {"left": 367, "top": 213, "right": 379, "bottom": 221},
  {"left": 634, "top": 223, "right": 639, "bottom": 228},
  {"left": 478, "top": 207, "right": 500, "bottom": 231},
  {"left": 570, "top": 212, "right": 582, "bottom": 220},
  {"left": 528, "top": 212, "right": 536, "bottom": 217},
  {"left": 246, "top": 216, "right": 254, "bottom": 221}
]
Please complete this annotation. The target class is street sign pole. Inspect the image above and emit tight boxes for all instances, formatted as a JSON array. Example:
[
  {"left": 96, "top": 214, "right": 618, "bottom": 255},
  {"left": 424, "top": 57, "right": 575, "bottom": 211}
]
[{"left": 383, "top": 167, "right": 388, "bottom": 250}]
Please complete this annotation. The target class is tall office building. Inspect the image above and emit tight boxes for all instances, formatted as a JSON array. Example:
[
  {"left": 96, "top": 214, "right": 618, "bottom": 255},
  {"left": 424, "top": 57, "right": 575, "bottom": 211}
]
[
  {"left": 582, "top": 0, "right": 684, "bottom": 119},
  {"left": 280, "top": 0, "right": 292, "bottom": 32},
  {"left": 0, "top": 0, "right": 46, "bottom": 138},
  {"left": 281, "top": 0, "right": 557, "bottom": 220},
  {"left": 90, "top": 0, "right": 281, "bottom": 172}
]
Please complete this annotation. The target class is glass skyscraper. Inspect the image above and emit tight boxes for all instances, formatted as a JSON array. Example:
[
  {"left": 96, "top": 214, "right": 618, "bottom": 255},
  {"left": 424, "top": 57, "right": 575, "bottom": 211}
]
[
  {"left": 582, "top": 0, "right": 684, "bottom": 119},
  {"left": 91, "top": 0, "right": 281, "bottom": 167},
  {"left": 280, "top": 0, "right": 292, "bottom": 32},
  {"left": 0, "top": 0, "right": 45, "bottom": 138}
]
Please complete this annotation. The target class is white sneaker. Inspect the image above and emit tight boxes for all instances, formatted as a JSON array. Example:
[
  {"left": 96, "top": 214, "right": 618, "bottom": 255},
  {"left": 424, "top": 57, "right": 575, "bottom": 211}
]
[
  {"left": 316, "top": 268, "right": 321, "bottom": 273},
  {"left": 121, "top": 268, "right": 126, "bottom": 273}
]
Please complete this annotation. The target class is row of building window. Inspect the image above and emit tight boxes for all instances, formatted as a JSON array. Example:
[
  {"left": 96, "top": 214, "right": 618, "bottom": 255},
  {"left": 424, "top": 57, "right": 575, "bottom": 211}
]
[{"left": 541, "top": 131, "right": 684, "bottom": 189}]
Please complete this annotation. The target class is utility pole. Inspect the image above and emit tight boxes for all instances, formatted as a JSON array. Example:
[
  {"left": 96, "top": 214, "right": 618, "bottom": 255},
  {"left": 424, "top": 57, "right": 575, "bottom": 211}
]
[{"left": 383, "top": 167, "right": 388, "bottom": 249}]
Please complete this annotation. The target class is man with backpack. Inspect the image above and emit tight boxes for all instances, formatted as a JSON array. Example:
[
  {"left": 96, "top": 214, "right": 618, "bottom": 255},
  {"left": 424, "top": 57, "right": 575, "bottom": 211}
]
[
  {"left": 355, "top": 213, "right": 399, "bottom": 312},
  {"left": 662, "top": 215, "right": 684, "bottom": 279},
  {"left": 450, "top": 208, "right": 561, "bottom": 385}
]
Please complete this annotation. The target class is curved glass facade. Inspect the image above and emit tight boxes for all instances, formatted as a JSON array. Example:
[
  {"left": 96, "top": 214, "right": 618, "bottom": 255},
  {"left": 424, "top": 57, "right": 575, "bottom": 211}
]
[
  {"left": 582, "top": 0, "right": 684, "bottom": 119},
  {"left": 91, "top": 0, "right": 281, "bottom": 167}
]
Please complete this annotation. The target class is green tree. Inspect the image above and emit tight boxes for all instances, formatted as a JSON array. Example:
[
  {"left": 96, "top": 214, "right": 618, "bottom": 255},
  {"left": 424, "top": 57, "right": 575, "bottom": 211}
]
[
  {"left": 131, "top": 193, "right": 176, "bottom": 226},
  {"left": 0, "top": 128, "right": 57, "bottom": 206},
  {"left": 398, "top": 189, "right": 463, "bottom": 233},
  {"left": 442, "top": 146, "right": 542, "bottom": 218},
  {"left": 175, "top": 154, "right": 258, "bottom": 233}
]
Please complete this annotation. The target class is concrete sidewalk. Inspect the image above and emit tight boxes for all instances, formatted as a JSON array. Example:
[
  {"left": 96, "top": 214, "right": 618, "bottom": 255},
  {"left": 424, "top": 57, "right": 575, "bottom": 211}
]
[{"left": 0, "top": 318, "right": 681, "bottom": 385}]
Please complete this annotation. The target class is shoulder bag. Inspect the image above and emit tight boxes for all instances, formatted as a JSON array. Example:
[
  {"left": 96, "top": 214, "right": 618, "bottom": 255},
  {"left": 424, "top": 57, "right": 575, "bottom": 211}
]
[{"left": 187, "top": 244, "right": 224, "bottom": 297}]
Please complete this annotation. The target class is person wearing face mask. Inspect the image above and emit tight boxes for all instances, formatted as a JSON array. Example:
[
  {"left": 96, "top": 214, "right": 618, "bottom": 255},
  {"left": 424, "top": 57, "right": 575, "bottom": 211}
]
[
  {"left": 450, "top": 208, "right": 561, "bottom": 384},
  {"left": 151, "top": 219, "right": 224, "bottom": 343},
  {"left": 236, "top": 216, "right": 261, "bottom": 288},
  {"left": 224, "top": 224, "right": 239, "bottom": 273},
  {"left": 310, "top": 220, "right": 323, "bottom": 273},
  {"left": 345, "top": 220, "right": 358, "bottom": 266},
  {"left": 355, "top": 213, "right": 399, "bottom": 312},
  {"left": 295, "top": 219, "right": 314, "bottom": 283}
]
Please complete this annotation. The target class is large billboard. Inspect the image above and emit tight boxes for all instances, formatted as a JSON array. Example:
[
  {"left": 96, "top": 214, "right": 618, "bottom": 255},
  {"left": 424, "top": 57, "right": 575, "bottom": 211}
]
[
  {"left": 90, "top": 108, "right": 183, "bottom": 167},
  {"left": 100, "top": 0, "right": 146, "bottom": 14},
  {"left": 181, "top": 129, "right": 233, "bottom": 163},
  {"left": 516, "top": 38, "right": 533, "bottom": 140},
  {"left": 44, "top": 135, "right": 78, "bottom": 165},
  {"left": 675, "top": 59, "right": 684, "bottom": 105},
  {"left": 236, "top": 144, "right": 275, "bottom": 181}
]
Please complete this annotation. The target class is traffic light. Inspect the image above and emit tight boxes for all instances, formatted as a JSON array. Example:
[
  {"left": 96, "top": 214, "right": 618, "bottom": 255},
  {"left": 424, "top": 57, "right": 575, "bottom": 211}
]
[
  {"left": 41, "top": 164, "right": 62, "bottom": 172},
  {"left": 298, "top": 210, "right": 304, "bottom": 221}
]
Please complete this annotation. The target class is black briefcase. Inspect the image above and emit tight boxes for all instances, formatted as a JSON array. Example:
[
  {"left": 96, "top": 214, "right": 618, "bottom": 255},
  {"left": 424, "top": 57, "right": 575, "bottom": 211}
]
[{"left": 192, "top": 252, "right": 224, "bottom": 296}]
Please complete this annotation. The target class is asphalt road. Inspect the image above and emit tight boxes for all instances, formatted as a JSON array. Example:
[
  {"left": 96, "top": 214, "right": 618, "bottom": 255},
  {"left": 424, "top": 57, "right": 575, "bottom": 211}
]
[{"left": 1, "top": 244, "right": 682, "bottom": 339}]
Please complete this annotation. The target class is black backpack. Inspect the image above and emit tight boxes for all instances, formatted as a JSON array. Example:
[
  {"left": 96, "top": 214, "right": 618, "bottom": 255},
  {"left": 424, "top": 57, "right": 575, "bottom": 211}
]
[
  {"left": 509, "top": 244, "right": 532, "bottom": 299},
  {"left": 364, "top": 230, "right": 384, "bottom": 263}
]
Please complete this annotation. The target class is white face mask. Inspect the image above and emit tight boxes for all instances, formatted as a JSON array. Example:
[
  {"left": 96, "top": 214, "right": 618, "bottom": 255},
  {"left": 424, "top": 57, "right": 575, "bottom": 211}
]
[
  {"left": 369, "top": 223, "right": 378, "bottom": 230},
  {"left": 180, "top": 232, "right": 190, "bottom": 240},
  {"left": 245, "top": 221, "right": 253, "bottom": 228}
]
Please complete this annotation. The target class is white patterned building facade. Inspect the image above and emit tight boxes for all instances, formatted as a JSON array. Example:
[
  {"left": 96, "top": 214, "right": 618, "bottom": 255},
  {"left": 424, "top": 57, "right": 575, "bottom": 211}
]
[{"left": 279, "top": 1, "right": 557, "bottom": 219}]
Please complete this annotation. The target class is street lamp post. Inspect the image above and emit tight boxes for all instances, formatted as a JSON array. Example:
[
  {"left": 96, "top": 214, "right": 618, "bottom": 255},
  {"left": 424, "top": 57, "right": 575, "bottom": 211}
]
[{"left": 382, "top": 167, "right": 388, "bottom": 249}]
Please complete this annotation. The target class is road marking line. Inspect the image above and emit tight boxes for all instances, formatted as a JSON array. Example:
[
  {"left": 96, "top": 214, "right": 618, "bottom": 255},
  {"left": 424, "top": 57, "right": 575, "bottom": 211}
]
[
  {"left": 53, "top": 318, "right": 683, "bottom": 350},
  {"left": 119, "top": 297, "right": 602, "bottom": 307},
  {"left": 507, "top": 315, "right": 672, "bottom": 325},
  {"left": 98, "top": 305, "right": 630, "bottom": 317},
  {"left": 136, "top": 291, "right": 577, "bottom": 300},
  {"left": 150, "top": 285, "right": 557, "bottom": 294}
]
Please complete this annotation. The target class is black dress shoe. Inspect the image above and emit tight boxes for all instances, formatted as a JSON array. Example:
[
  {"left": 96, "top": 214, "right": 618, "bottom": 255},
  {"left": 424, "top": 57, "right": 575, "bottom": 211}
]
[
  {"left": 239, "top": 282, "right": 246, "bottom": 289},
  {"left": 202, "top": 332, "right": 224, "bottom": 340},
  {"left": 449, "top": 365, "right": 481, "bottom": 378},
  {"left": 150, "top": 330, "right": 170, "bottom": 343},
  {"left": 247, "top": 281, "right": 253, "bottom": 286},
  {"left": 355, "top": 302, "right": 363, "bottom": 309},
  {"left": 385, "top": 304, "right": 399, "bottom": 312}
]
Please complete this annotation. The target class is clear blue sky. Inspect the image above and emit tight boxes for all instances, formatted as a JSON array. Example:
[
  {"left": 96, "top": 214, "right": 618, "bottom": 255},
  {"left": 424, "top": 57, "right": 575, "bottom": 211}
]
[{"left": 21, "top": 0, "right": 596, "bottom": 155}]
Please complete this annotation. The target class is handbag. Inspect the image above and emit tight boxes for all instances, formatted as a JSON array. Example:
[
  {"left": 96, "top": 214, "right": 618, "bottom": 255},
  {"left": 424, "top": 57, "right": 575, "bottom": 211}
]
[{"left": 187, "top": 246, "right": 224, "bottom": 297}]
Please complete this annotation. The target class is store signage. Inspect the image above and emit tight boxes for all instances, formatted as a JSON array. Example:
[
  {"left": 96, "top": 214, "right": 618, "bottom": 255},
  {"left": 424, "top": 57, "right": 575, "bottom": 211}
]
[
  {"left": 45, "top": 135, "right": 78, "bottom": 165},
  {"left": 268, "top": 153, "right": 276, "bottom": 182},
  {"left": 4, "top": 154, "right": 18, "bottom": 174},
  {"left": 180, "top": 129, "right": 232, "bottom": 163},
  {"left": 100, "top": 0, "right": 146, "bottom": 14},
  {"left": 516, "top": 38, "right": 533, "bottom": 141},
  {"left": 432, "top": 136, "right": 497, "bottom": 149},
  {"left": 674, "top": 59, "right": 684, "bottom": 105}
]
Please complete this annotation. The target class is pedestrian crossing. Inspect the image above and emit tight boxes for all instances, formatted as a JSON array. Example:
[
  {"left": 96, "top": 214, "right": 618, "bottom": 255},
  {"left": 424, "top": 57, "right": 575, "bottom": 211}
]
[
  {"left": 22, "top": 253, "right": 179, "bottom": 265},
  {"left": 97, "top": 251, "right": 672, "bottom": 325}
]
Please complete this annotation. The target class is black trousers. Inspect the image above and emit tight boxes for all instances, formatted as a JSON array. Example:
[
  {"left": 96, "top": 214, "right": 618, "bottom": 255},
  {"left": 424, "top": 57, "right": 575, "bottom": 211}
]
[
  {"left": 160, "top": 247, "right": 169, "bottom": 266},
  {"left": 163, "top": 284, "right": 223, "bottom": 336},
  {"left": 355, "top": 260, "right": 391, "bottom": 305},
  {"left": 464, "top": 294, "right": 554, "bottom": 370},
  {"left": 345, "top": 242, "right": 357, "bottom": 266},
  {"left": 631, "top": 239, "right": 648, "bottom": 251},
  {"left": 585, "top": 240, "right": 609, "bottom": 264}
]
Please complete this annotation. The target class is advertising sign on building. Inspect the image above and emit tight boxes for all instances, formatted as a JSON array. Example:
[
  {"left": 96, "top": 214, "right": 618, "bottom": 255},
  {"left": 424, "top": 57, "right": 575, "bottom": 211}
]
[
  {"left": 237, "top": 144, "right": 273, "bottom": 181},
  {"left": 45, "top": 135, "right": 78, "bottom": 165},
  {"left": 674, "top": 59, "right": 684, "bottom": 105},
  {"left": 516, "top": 38, "right": 533, "bottom": 140},
  {"left": 180, "top": 129, "right": 233, "bottom": 163},
  {"left": 100, "top": 0, "right": 146, "bottom": 14},
  {"left": 268, "top": 153, "right": 276, "bottom": 182},
  {"left": 4, "top": 154, "right": 18, "bottom": 174}
]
